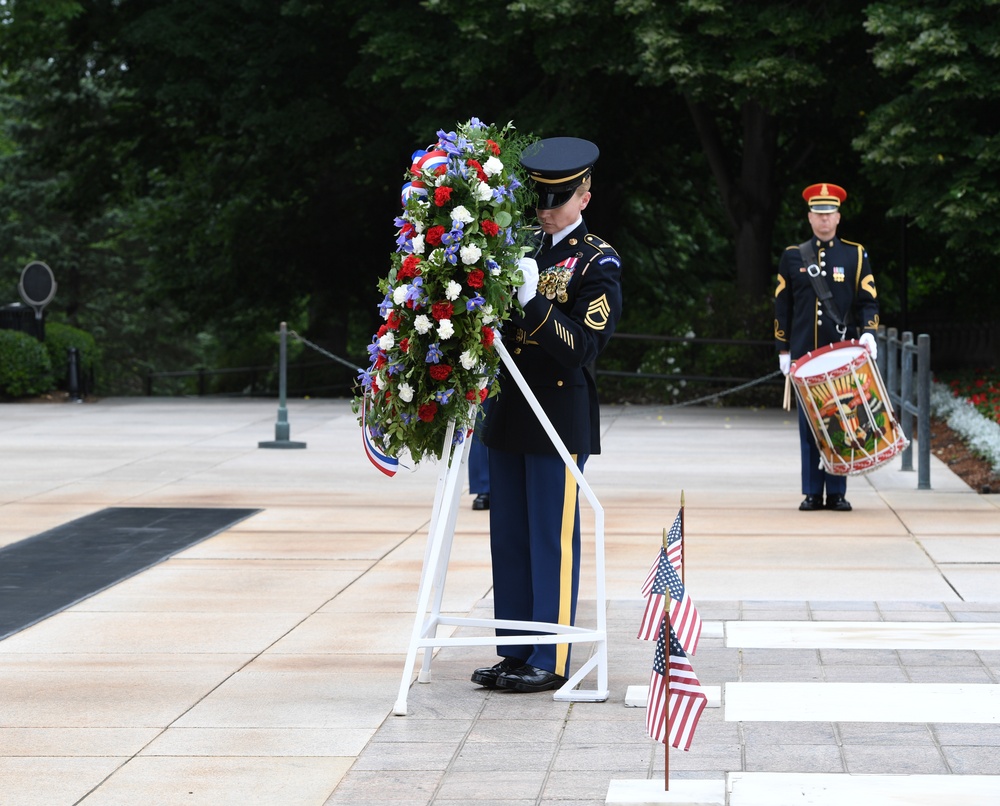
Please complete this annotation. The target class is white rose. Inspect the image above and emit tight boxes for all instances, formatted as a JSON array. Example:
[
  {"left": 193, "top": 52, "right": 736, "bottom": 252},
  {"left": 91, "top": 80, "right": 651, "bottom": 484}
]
[
  {"left": 445, "top": 280, "right": 462, "bottom": 301},
  {"left": 481, "top": 305, "right": 495, "bottom": 324},
  {"left": 392, "top": 286, "right": 408, "bottom": 305},
  {"left": 438, "top": 319, "right": 454, "bottom": 340},
  {"left": 475, "top": 181, "right": 493, "bottom": 201},
  {"left": 451, "top": 205, "right": 474, "bottom": 224},
  {"left": 460, "top": 243, "right": 482, "bottom": 265},
  {"left": 490, "top": 263, "right": 501, "bottom": 276},
  {"left": 414, "top": 315, "right": 432, "bottom": 334},
  {"left": 398, "top": 382, "right": 414, "bottom": 403},
  {"left": 411, "top": 234, "right": 425, "bottom": 255},
  {"left": 483, "top": 156, "right": 504, "bottom": 177},
  {"left": 459, "top": 350, "right": 477, "bottom": 370},
  {"left": 378, "top": 332, "right": 394, "bottom": 351}
]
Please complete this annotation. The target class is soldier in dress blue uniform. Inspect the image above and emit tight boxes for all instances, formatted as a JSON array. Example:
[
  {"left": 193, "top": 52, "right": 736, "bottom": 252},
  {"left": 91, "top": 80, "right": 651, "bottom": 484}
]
[
  {"left": 472, "top": 137, "right": 623, "bottom": 693},
  {"left": 775, "top": 183, "right": 880, "bottom": 511}
]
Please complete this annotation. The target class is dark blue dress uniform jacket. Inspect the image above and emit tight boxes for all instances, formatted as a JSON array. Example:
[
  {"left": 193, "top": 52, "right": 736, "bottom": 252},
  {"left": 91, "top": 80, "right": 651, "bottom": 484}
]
[
  {"left": 774, "top": 235, "right": 880, "bottom": 361},
  {"left": 483, "top": 221, "right": 623, "bottom": 453}
]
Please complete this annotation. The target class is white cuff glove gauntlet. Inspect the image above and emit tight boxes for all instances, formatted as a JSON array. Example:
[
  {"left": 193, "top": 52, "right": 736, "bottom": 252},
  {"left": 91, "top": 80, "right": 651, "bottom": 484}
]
[
  {"left": 516, "top": 257, "right": 538, "bottom": 307},
  {"left": 859, "top": 332, "right": 877, "bottom": 359}
]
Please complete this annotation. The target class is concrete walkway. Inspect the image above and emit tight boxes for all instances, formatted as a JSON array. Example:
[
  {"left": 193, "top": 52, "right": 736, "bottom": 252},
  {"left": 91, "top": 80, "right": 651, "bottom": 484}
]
[{"left": 0, "top": 398, "right": 998, "bottom": 805}]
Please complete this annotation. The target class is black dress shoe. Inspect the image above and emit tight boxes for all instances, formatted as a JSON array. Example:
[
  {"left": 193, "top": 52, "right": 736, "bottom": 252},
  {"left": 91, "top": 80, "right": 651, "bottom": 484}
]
[
  {"left": 495, "top": 663, "right": 567, "bottom": 693},
  {"left": 799, "top": 494, "right": 824, "bottom": 511},
  {"left": 472, "top": 493, "right": 490, "bottom": 511},
  {"left": 825, "top": 494, "right": 852, "bottom": 511},
  {"left": 471, "top": 657, "right": 522, "bottom": 689}
]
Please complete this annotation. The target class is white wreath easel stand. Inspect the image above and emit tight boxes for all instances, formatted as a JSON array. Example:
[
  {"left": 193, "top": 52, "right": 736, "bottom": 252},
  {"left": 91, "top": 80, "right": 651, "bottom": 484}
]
[{"left": 392, "top": 334, "right": 609, "bottom": 715}]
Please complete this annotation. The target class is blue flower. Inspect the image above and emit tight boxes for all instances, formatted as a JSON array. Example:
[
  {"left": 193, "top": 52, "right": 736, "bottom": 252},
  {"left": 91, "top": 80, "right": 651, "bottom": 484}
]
[
  {"left": 441, "top": 225, "right": 464, "bottom": 245},
  {"left": 466, "top": 294, "right": 485, "bottom": 311},
  {"left": 405, "top": 276, "right": 426, "bottom": 307},
  {"left": 426, "top": 342, "right": 444, "bottom": 364},
  {"left": 434, "top": 388, "right": 455, "bottom": 404},
  {"left": 378, "top": 294, "right": 393, "bottom": 317},
  {"left": 444, "top": 245, "right": 459, "bottom": 265}
]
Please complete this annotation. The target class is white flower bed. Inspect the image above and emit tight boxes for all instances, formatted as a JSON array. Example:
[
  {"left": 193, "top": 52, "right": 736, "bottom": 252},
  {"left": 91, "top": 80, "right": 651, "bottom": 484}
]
[{"left": 930, "top": 381, "right": 1000, "bottom": 473}]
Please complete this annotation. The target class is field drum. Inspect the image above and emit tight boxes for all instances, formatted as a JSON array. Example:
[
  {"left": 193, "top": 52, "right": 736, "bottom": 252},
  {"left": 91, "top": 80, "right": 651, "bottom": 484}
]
[{"left": 790, "top": 340, "right": 909, "bottom": 476}]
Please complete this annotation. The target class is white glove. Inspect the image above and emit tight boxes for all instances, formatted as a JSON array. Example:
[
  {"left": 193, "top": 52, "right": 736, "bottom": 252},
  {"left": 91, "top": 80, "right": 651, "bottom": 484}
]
[
  {"left": 779, "top": 353, "right": 791, "bottom": 376},
  {"left": 859, "top": 332, "right": 877, "bottom": 359},
  {"left": 516, "top": 257, "right": 538, "bottom": 306}
]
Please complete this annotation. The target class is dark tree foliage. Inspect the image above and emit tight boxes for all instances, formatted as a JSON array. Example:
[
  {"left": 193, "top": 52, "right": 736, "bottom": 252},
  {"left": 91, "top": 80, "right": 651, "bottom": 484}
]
[{"left": 0, "top": 0, "right": 993, "bottom": 395}]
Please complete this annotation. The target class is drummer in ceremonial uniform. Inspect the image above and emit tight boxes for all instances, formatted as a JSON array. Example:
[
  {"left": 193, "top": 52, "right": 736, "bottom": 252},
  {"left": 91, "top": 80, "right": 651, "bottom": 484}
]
[
  {"left": 775, "top": 182, "right": 880, "bottom": 512},
  {"left": 473, "top": 137, "right": 623, "bottom": 692}
]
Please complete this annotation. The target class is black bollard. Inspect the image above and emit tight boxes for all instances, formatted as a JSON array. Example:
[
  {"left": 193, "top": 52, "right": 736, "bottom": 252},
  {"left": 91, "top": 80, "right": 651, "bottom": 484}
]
[{"left": 67, "top": 346, "right": 83, "bottom": 402}]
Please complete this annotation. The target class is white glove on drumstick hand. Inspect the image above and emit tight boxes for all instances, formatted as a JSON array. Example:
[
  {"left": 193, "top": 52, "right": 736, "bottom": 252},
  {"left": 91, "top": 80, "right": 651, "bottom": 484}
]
[
  {"left": 859, "top": 332, "right": 877, "bottom": 359},
  {"left": 779, "top": 353, "right": 791, "bottom": 376}
]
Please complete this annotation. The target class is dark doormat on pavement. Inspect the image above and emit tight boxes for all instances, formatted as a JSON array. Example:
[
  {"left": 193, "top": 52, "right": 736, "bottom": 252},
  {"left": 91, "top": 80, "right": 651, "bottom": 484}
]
[{"left": 0, "top": 506, "right": 259, "bottom": 640}]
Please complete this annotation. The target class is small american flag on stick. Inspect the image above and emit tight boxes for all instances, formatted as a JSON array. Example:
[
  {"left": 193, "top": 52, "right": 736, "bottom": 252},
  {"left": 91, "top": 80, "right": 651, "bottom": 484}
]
[
  {"left": 637, "top": 544, "right": 702, "bottom": 654},
  {"left": 646, "top": 615, "right": 707, "bottom": 751}
]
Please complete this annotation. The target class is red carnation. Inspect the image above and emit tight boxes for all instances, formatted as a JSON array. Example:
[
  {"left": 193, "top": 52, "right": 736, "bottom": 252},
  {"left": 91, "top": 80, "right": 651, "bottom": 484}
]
[
  {"left": 429, "top": 364, "right": 452, "bottom": 381},
  {"left": 481, "top": 326, "right": 495, "bottom": 347},
  {"left": 467, "top": 269, "right": 485, "bottom": 289},
  {"left": 481, "top": 219, "right": 500, "bottom": 237},
  {"left": 400, "top": 221, "right": 416, "bottom": 239},
  {"left": 479, "top": 388, "right": 488, "bottom": 403},
  {"left": 431, "top": 301, "right": 454, "bottom": 321},
  {"left": 377, "top": 324, "right": 389, "bottom": 337},
  {"left": 434, "top": 186, "right": 454, "bottom": 207},
  {"left": 371, "top": 378, "right": 380, "bottom": 395},
  {"left": 467, "top": 159, "right": 489, "bottom": 182},
  {"left": 426, "top": 225, "right": 446, "bottom": 246},
  {"left": 466, "top": 389, "right": 478, "bottom": 402},
  {"left": 399, "top": 338, "right": 409, "bottom": 353},
  {"left": 418, "top": 402, "right": 438, "bottom": 422},
  {"left": 386, "top": 310, "right": 402, "bottom": 330},
  {"left": 374, "top": 354, "right": 387, "bottom": 370},
  {"left": 486, "top": 139, "right": 500, "bottom": 156},
  {"left": 398, "top": 254, "right": 422, "bottom": 281}
]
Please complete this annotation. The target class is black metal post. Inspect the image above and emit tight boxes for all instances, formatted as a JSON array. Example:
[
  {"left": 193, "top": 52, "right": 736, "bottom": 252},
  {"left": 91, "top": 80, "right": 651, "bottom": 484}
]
[{"left": 917, "top": 334, "right": 931, "bottom": 490}]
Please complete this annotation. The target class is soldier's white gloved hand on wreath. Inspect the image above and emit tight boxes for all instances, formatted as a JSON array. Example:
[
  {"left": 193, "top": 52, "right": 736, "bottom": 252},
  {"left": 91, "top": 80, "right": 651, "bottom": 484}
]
[
  {"left": 779, "top": 353, "right": 791, "bottom": 376},
  {"left": 517, "top": 257, "right": 539, "bottom": 306},
  {"left": 859, "top": 332, "right": 877, "bottom": 359}
]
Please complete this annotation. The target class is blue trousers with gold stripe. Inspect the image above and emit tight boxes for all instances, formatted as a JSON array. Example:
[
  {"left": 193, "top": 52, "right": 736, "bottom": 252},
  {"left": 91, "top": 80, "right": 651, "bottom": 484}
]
[
  {"left": 487, "top": 447, "right": 587, "bottom": 678},
  {"left": 798, "top": 405, "right": 847, "bottom": 496}
]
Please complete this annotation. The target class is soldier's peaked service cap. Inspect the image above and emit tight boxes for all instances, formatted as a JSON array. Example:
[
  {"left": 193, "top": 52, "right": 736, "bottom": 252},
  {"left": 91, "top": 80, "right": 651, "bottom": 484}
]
[
  {"left": 520, "top": 137, "right": 599, "bottom": 210},
  {"left": 802, "top": 182, "right": 847, "bottom": 213}
]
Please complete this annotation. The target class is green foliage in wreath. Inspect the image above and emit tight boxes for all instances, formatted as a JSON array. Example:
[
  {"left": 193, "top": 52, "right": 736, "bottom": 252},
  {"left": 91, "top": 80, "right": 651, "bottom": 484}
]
[{"left": 353, "top": 118, "right": 536, "bottom": 467}]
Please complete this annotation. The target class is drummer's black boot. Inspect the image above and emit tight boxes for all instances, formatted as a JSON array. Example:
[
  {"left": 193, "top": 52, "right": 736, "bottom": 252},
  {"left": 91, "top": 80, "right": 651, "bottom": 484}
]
[
  {"left": 799, "top": 494, "right": 824, "bottom": 511},
  {"left": 826, "top": 494, "right": 852, "bottom": 511}
]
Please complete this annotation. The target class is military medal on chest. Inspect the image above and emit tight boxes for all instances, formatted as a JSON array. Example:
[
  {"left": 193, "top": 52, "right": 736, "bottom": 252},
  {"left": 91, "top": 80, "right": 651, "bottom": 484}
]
[{"left": 538, "top": 255, "right": 580, "bottom": 302}]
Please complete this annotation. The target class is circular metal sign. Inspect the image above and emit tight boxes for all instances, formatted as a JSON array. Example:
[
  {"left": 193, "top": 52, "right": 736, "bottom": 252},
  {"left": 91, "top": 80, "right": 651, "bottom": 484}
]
[{"left": 19, "top": 261, "right": 57, "bottom": 310}]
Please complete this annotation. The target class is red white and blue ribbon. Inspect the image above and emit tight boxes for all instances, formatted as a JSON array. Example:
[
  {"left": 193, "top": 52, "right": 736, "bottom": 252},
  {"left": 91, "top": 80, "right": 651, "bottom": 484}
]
[{"left": 361, "top": 392, "right": 398, "bottom": 477}]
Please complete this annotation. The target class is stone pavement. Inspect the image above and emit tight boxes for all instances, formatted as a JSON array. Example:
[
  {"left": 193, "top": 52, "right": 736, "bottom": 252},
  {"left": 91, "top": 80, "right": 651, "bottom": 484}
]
[{"left": 0, "top": 398, "right": 999, "bottom": 805}]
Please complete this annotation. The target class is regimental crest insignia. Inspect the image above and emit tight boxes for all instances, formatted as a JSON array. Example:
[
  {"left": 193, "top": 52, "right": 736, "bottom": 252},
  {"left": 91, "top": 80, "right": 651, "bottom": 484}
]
[{"left": 585, "top": 294, "right": 611, "bottom": 330}]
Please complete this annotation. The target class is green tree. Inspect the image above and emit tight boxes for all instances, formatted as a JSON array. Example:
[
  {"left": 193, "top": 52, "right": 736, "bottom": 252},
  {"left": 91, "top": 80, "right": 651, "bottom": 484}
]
[{"left": 857, "top": 0, "right": 1000, "bottom": 319}]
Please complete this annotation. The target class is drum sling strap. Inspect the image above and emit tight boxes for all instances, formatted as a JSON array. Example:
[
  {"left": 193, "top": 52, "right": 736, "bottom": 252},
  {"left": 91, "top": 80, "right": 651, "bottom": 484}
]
[{"left": 799, "top": 239, "right": 849, "bottom": 340}]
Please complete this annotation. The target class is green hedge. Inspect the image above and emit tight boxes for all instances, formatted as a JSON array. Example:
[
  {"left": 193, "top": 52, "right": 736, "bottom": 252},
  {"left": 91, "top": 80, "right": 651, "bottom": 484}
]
[
  {"left": 45, "top": 321, "right": 100, "bottom": 388},
  {"left": 0, "top": 330, "right": 54, "bottom": 397}
]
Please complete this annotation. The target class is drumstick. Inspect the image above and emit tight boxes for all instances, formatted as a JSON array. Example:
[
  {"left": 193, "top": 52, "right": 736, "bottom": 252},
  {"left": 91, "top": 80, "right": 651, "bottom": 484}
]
[{"left": 783, "top": 374, "right": 792, "bottom": 411}]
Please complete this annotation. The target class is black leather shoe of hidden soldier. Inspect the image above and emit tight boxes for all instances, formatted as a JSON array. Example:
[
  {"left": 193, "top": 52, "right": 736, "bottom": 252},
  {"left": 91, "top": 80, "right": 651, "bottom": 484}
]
[
  {"left": 471, "top": 657, "right": 523, "bottom": 689},
  {"left": 472, "top": 493, "right": 490, "bottom": 511},
  {"left": 825, "top": 494, "right": 852, "bottom": 511},
  {"left": 495, "top": 663, "right": 567, "bottom": 693},
  {"left": 799, "top": 494, "right": 824, "bottom": 511}
]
